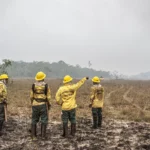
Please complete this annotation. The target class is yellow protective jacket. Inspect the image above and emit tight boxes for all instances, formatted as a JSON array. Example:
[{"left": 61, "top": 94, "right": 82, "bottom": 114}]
[
  {"left": 90, "top": 84, "right": 104, "bottom": 108},
  {"left": 30, "top": 81, "right": 51, "bottom": 106},
  {"left": 0, "top": 81, "right": 7, "bottom": 103},
  {"left": 55, "top": 77, "right": 87, "bottom": 111}
]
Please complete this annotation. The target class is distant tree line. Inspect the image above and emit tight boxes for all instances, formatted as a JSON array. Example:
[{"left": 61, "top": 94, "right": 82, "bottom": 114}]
[{"left": 3, "top": 60, "right": 113, "bottom": 79}]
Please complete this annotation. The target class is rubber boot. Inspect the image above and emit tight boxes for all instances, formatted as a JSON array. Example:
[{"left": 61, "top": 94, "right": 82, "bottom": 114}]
[
  {"left": 62, "top": 124, "right": 65, "bottom": 137},
  {"left": 98, "top": 116, "right": 102, "bottom": 128},
  {"left": 0, "top": 120, "right": 4, "bottom": 136},
  {"left": 31, "top": 124, "right": 37, "bottom": 141},
  {"left": 71, "top": 123, "right": 76, "bottom": 137},
  {"left": 41, "top": 124, "right": 47, "bottom": 140},
  {"left": 62, "top": 123, "right": 68, "bottom": 138},
  {"left": 92, "top": 115, "right": 98, "bottom": 129}
]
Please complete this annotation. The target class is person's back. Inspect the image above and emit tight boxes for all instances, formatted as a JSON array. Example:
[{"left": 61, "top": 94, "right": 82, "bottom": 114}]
[
  {"left": 91, "top": 84, "right": 104, "bottom": 108},
  {"left": 56, "top": 75, "right": 88, "bottom": 138},
  {"left": 90, "top": 76, "right": 104, "bottom": 129},
  {"left": 0, "top": 81, "right": 7, "bottom": 102},
  {"left": 30, "top": 71, "right": 51, "bottom": 141},
  {"left": 0, "top": 74, "right": 8, "bottom": 136},
  {"left": 56, "top": 78, "right": 86, "bottom": 110},
  {"left": 58, "top": 84, "right": 77, "bottom": 110},
  {"left": 31, "top": 81, "right": 50, "bottom": 106}
]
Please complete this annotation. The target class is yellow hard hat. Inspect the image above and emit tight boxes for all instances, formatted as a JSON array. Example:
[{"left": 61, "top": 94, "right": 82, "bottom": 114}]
[
  {"left": 0, "top": 74, "right": 9, "bottom": 79},
  {"left": 63, "top": 75, "right": 73, "bottom": 84},
  {"left": 92, "top": 76, "right": 100, "bottom": 83},
  {"left": 35, "top": 72, "right": 46, "bottom": 81}
]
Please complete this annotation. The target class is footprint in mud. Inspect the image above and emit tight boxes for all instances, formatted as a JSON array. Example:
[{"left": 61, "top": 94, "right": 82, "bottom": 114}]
[
  {"left": 139, "top": 144, "right": 150, "bottom": 150},
  {"left": 0, "top": 117, "right": 150, "bottom": 150}
]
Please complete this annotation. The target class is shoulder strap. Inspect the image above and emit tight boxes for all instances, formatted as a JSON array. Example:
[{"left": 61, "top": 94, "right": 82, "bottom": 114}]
[
  {"left": 32, "top": 84, "right": 35, "bottom": 93},
  {"left": 44, "top": 84, "right": 48, "bottom": 95},
  {"left": 32, "top": 83, "right": 48, "bottom": 96}
]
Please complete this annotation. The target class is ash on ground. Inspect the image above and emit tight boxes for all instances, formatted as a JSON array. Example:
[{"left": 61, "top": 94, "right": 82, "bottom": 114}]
[{"left": 0, "top": 117, "right": 150, "bottom": 150}]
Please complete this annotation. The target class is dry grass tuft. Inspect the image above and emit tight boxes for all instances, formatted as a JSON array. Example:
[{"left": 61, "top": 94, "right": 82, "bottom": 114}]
[{"left": 6, "top": 79, "right": 150, "bottom": 122}]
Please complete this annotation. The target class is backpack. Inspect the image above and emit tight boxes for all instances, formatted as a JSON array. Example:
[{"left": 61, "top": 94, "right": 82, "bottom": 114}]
[
  {"left": 32, "top": 83, "right": 48, "bottom": 95},
  {"left": 0, "top": 83, "right": 4, "bottom": 97}
]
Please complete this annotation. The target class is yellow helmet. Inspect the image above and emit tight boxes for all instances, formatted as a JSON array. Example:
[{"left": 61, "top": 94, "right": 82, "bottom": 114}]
[
  {"left": 63, "top": 75, "right": 73, "bottom": 84},
  {"left": 35, "top": 72, "right": 46, "bottom": 81},
  {"left": 92, "top": 76, "right": 100, "bottom": 83},
  {"left": 0, "top": 74, "right": 9, "bottom": 79}
]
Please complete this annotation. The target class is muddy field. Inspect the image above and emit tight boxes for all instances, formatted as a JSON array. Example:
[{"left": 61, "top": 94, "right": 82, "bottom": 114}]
[
  {"left": 0, "top": 117, "right": 150, "bottom": 150},
  {"left": 0, "top": 79, "right": 150, "bottom": 150}
]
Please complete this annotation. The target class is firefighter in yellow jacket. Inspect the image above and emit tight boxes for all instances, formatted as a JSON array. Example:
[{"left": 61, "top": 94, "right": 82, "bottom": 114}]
[
  {"left": 0, "top": 74, "right": 9, "bottom": 136},
  {"left": 56, "top": 75, "right": 89, "bottom": 138},
  {"left": 89, "top": 76, "right": 104, "bottom": 129},
  {"left": 30, "top": 71, "right": 51, "bottom": 140}
]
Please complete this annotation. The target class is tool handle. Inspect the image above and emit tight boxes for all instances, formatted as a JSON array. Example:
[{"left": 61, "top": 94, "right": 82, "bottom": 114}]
[{"left": 4, "top": 105, "right": 7, "bottom": 122}]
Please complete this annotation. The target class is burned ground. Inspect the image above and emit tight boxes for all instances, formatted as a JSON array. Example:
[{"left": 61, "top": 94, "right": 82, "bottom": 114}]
[
  {"left": 0, "top": 79, "right": 150, "bottom": 150},
  {"left": 0, "top": 117, "right": 150, "bottom": 150}
]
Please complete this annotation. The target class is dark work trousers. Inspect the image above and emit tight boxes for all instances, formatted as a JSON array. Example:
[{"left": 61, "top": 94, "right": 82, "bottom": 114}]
[
  {"left": 32, "top": 104, "right": 48, "bottom": 125},
  {"left": 62, "top": 109, "right": 76, "bottom": 124},
  {"left": 0, "top": 103, "right": 5, "bottom": 131},
  {"left": 92, "top": 108, "right": 102, "bottom": 128}
]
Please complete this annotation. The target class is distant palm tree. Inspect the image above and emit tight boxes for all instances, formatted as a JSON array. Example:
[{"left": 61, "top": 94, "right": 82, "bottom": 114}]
[{"left": 88, "top": 61, "right": 92, "bottom": 68}]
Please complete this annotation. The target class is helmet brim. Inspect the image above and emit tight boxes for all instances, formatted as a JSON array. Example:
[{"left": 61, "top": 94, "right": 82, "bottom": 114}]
[
  {"left": 63, "top": 78, "right": 73, "bottom": 84},
  {"left": 35, "top": 74, "right": 46, "bottom": 81},
  {"left": 92, "top": 79, "right": 100, "bottom": 83}
]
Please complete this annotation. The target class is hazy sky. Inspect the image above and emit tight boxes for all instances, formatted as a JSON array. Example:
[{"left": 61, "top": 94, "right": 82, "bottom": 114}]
[{"left": 0, "top": 0, "right": 150, "bottom": 75}]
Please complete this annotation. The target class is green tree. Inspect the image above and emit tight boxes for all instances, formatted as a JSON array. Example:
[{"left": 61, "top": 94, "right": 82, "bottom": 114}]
[{"left": 0, "top": 59, "right": 12, "bottom": 74}]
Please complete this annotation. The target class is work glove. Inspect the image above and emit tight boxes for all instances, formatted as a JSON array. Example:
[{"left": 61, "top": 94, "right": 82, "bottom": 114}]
[
  {"left": 86, "top": 77, "right": 89, "bottom": 80},
  {"left": 89, "top": 103, "right": 92, "bottom": 108},
  {"left": 48, "top": 103, "right": 51, "bottom": 110},
  {"left": 2, "top": 99, "right": 7, "bottom": 105},
  {"left": 31, "top": 99, "right": 33, "bottom": 104}
]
